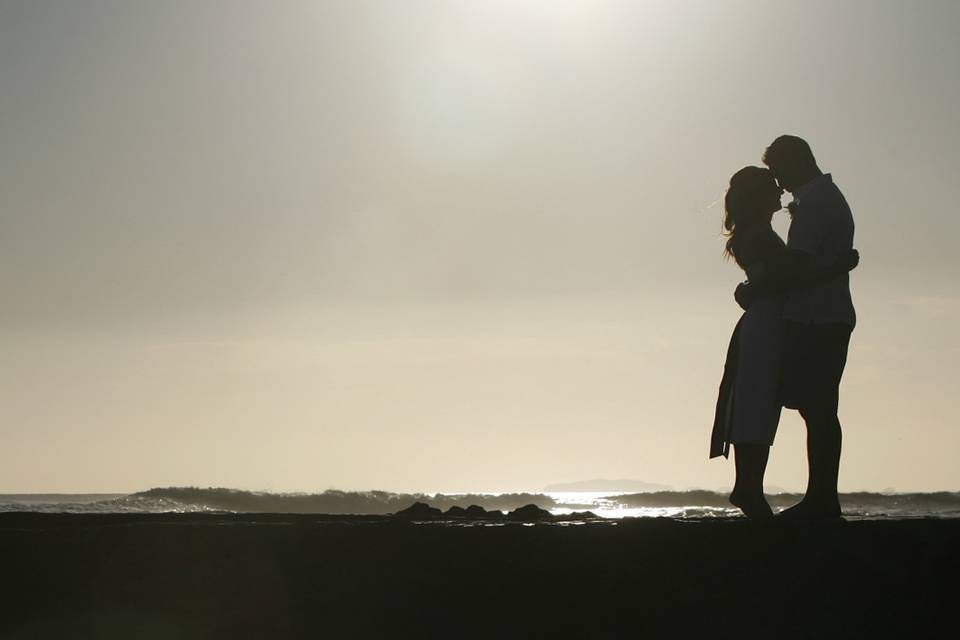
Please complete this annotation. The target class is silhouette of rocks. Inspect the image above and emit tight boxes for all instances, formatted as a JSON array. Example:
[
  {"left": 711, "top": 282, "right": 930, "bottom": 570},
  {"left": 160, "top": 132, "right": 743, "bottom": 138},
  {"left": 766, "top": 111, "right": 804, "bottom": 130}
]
[
  {"left": 506, "top": 504, "right": 554, "bottom": 521},
  {"left": 393, "top": 502, "right": 442, "bottom": 519},
  {"left": 463, "top": 505, "right": 504, "bottom": 519},
  {"left": 562, "top": 511, "right": 598, "bottom": 520},
  {"left": 464, "top": 505, "right": 486, "bottom": 518},
  {"left": 387, "top": 501, "right": 598, "bottom": 522}
]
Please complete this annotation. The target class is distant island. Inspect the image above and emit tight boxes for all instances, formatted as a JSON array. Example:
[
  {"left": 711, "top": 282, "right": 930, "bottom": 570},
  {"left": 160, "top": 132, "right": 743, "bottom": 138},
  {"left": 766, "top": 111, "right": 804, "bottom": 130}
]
[{"left": 543, "top": 479, "right": 671, "bottom": 493}]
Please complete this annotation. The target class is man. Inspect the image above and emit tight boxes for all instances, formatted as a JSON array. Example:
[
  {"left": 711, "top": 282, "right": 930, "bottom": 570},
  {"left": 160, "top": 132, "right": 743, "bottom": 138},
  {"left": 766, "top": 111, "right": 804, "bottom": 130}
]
[{"left": 737, "top": 135, "right": 856, "bottom": 519}]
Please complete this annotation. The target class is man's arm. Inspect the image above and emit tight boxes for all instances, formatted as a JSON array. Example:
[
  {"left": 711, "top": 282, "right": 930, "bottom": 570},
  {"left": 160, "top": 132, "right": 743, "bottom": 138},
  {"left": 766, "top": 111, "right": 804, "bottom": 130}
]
[
  {"left": 753, "top": 247, "right": 857, "bottom": 294},
  {"left": 734, "top": 193, "right": 856, "bottom": 310},
  {"left": 734, "top": 248, "right": 859, "bottom": 310}
]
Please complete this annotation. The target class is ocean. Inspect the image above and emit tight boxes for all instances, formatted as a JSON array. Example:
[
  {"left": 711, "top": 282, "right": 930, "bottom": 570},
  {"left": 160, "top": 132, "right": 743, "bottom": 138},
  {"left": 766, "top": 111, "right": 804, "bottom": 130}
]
[{"left": 2, "top": 488, "right": 959, "bottom": 519}]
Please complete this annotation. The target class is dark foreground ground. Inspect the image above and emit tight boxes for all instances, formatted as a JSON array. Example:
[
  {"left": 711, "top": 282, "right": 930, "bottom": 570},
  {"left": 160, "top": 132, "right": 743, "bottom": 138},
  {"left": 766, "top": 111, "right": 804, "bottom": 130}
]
[{"left": 2, "top": 513, "right": 957, "bottom": 639}]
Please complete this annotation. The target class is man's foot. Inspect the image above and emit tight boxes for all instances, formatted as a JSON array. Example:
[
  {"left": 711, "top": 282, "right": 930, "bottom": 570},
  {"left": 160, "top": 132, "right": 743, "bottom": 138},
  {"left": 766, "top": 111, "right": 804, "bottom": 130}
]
[
  {"left": 729, "top": 491, "right": 773, "bottom": 519},
  {"left": 776, "top": 499, "right": 842, "bottom": 520}
]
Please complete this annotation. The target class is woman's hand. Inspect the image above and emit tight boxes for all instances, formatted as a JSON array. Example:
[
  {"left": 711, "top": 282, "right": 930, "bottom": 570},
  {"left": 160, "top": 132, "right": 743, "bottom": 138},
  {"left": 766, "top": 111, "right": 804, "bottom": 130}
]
[
  {"left": 840, "top": 248, "right": 860, "bottom": 272},
  {"left": 734, "top": 282, "right": 754, "bottom": 311}
]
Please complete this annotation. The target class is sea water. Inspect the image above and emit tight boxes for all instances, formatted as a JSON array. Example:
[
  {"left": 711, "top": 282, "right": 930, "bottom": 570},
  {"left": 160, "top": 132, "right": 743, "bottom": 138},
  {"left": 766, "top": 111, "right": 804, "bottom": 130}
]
[
  {"left": 544, "top": 491, "right": 738, "bottom": 518},
  {"left": 2, "top": 488, "right": 959, "bottom": 519}
]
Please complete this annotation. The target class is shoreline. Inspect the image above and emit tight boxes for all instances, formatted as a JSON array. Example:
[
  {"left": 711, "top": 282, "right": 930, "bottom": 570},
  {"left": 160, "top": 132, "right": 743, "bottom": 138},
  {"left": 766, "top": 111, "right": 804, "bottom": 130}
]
[{"left": 3, "top": 513, "right": 956, "bottom": 638}]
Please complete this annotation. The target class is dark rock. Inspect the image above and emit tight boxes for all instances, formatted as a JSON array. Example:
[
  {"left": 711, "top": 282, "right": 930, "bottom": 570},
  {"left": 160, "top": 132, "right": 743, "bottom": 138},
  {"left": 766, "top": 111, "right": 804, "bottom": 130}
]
[
  {"left": 443, "top": 506, "right": 467, "bottom": 518},
  {"left": 506, "top": 504, "right": 554, "bottom": 521},
  {"left": 464, "top": 505, "right": 488, "bottom": 519},
  {"left": 393, "top": 502, "right": 442, "bottom": 519},
  {"left": 463, "top": 505, "right": 504, "bottom": 520},
  {"left": 560, "top": 511, "right": 599, "bottom": 520}
]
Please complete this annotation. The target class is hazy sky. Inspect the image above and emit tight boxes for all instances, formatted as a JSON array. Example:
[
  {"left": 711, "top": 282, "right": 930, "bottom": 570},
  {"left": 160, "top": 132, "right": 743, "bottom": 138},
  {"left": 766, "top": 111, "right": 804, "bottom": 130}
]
[{"left": 2, "top": 0, "right": 958, "bottom": 493}]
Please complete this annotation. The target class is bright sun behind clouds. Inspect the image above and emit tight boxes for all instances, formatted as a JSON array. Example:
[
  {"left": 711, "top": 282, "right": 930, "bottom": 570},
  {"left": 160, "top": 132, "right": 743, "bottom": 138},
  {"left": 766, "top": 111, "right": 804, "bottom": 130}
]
[{"left": 1, "top": 0, "right": 959, "bottom": 493}]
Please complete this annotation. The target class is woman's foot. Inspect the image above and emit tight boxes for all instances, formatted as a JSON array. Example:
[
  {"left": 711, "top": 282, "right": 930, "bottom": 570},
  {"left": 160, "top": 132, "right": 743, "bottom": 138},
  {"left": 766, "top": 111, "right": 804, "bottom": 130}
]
[
  {"left": 730, "top": 444, "right": 772, "bottom": 519},
  {"left": 729, "top": 491, "right": 773, "bottom": 519}
]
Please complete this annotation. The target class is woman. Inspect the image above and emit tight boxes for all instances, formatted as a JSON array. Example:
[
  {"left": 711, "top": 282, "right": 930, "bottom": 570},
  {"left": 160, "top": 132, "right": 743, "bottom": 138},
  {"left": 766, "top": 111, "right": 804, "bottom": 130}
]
[{"left": 710, "top": 166, "right": 856, "bottom": 518}]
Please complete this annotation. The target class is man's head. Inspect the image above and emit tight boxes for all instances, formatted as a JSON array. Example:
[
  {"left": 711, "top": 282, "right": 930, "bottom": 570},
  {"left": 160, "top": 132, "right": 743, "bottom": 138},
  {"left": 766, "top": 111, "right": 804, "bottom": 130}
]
[{"left": 762, "top": 135, "right": 820, "bottom": 193}]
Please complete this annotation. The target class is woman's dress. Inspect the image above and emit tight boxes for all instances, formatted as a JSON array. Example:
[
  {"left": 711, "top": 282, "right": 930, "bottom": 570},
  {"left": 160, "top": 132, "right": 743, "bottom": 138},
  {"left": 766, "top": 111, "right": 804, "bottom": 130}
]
[{"left": 710, "top": 228, "right": 788, "bottom": 458}]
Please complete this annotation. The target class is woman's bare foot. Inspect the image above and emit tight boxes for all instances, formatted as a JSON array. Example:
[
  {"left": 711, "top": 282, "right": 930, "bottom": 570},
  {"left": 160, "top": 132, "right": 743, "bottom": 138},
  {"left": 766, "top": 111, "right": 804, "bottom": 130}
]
[
  {"left": 776, "top": 499, "right": 842, "bottom": 520},
  {"left": 729, "top": 491, "right": 773, "bottom": 519}
]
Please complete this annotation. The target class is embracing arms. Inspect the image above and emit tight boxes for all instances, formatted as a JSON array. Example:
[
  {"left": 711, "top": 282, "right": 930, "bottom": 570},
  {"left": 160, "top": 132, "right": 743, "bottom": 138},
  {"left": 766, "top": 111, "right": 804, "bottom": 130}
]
[{"left": 734, "top": 248, "right": 859, "bottom": 311}]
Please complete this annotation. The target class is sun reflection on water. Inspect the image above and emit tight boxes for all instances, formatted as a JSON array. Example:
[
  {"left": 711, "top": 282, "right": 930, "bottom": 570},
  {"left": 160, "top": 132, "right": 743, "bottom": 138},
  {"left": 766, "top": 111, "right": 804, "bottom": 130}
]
[{"left": 547, "top": 491, "right": 740, "bottom": 519}]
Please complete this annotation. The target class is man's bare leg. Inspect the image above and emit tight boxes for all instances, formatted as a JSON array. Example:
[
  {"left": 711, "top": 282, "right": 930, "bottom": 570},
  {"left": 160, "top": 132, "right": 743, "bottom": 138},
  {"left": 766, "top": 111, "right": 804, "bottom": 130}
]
[{"left": 779, "top": 409, "right": 842, "bottom": 519}]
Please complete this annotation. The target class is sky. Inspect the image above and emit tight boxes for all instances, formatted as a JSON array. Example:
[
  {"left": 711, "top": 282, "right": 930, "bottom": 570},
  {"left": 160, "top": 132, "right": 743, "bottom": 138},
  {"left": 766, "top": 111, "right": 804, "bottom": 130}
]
[{"left": 2, "top": 0, "right": 958, "bottom": 494}]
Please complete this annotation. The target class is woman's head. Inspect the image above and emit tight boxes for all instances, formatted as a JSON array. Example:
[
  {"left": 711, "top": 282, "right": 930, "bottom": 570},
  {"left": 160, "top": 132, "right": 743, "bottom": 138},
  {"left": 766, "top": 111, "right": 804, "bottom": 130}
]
[{"left": 723, "top": 166, "right": 783, "bottom": 262}]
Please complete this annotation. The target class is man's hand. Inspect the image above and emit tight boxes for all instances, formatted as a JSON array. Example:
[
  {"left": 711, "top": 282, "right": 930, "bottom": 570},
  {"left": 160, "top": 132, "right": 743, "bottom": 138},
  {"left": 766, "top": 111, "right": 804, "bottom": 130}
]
[{"left": 734, "top": 282, "right": 754, "bottom": 311}]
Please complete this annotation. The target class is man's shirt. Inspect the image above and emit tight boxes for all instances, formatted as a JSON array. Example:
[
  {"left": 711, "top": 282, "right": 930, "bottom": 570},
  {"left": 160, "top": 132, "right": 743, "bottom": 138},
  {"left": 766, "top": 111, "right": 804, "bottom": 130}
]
[{"left": 784, "top": 173, "right": 857, "bottom": 328}]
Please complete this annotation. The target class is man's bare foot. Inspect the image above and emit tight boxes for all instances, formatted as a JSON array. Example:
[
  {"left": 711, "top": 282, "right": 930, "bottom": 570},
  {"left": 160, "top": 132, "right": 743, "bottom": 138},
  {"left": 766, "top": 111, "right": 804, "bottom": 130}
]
[
  {"left": 777, "top": 499, "right": 842, "bottom": 520},
  {"left": 729, "top": 492, "right": 773, "bottom": 519}
]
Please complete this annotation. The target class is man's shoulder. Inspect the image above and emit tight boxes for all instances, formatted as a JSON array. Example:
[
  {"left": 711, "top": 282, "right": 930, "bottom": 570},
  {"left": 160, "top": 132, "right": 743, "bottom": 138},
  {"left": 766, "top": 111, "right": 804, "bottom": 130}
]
[
  {"left": 801, "top": 177, "right": 841, "bottom": 203},
  {"left": 801, "top": 179, "right": 851, "bottom": 219}
]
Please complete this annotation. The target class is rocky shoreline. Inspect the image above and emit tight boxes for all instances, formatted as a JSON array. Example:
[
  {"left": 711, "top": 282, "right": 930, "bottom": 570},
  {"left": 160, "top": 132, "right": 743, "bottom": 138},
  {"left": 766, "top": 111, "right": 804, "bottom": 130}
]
[
  {"left": 2, "top": 513, "right": 956, "bottom": 638},
  {"left": 393, "top": 500, "right": 598, "bottom": 521}
]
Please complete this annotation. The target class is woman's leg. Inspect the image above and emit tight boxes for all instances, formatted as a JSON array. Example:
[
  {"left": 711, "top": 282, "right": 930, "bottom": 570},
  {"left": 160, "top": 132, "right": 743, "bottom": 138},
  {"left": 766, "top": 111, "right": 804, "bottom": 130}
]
[{"left": 730, "top": 443, "right": 773, "bottom": 518}]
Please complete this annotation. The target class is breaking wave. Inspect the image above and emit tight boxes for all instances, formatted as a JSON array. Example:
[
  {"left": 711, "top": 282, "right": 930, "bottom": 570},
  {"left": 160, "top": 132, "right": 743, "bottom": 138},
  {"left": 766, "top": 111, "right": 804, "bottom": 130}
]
[
  {"left": 0, "top": 488, "right": 555, "bottom": 515},
  {"left": 126, "top": 487, "right": 557, "bottom": 514},
  {"left": 2, "top": 488, "right": 959, "bottom": 518}
]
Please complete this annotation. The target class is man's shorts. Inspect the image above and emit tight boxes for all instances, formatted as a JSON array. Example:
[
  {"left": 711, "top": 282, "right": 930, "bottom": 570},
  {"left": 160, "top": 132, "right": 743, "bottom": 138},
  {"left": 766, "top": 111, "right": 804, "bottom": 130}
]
[{"left": 779, "top": 321, "right": 853, "bottom": 413}]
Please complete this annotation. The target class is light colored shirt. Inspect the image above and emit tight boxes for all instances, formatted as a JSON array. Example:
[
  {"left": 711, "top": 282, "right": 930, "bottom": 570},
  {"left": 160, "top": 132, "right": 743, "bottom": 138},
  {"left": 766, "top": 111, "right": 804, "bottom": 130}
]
[{"left": 784, "top": 173, "right": 857, "bottom": 328}]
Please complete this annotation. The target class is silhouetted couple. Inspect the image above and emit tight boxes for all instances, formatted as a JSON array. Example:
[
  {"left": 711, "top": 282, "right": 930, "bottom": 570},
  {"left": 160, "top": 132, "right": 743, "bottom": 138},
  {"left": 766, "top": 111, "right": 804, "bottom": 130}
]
[{"left": 711, "top": 135, "right": 857, "bottom": 519}]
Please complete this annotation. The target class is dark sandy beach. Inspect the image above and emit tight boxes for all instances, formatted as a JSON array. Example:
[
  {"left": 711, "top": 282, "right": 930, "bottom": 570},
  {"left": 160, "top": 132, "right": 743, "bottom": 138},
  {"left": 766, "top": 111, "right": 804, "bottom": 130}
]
[{"left": 2, "top": 513, "right": 956, "bottom": 639}]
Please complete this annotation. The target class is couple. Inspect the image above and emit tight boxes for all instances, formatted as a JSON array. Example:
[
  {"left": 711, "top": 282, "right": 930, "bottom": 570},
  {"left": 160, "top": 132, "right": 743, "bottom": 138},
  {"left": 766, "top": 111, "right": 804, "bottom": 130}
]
[{"left": 711, "top": 135, "right": 857, "bottom": 520}]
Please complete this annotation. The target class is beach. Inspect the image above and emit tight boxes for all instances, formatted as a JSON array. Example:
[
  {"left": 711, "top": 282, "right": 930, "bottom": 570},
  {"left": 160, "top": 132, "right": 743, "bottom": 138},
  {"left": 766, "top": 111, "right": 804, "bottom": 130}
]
[{"left": 2, "top": 512, "right": 956, "bottom": 639}]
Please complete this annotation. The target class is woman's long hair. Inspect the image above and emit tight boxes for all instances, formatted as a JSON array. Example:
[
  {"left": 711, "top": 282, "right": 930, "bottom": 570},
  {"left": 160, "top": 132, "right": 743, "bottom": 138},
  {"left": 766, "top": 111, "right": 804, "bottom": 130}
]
[{"left": 723, "top": 166, "right": 774, "bottom": 265}]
